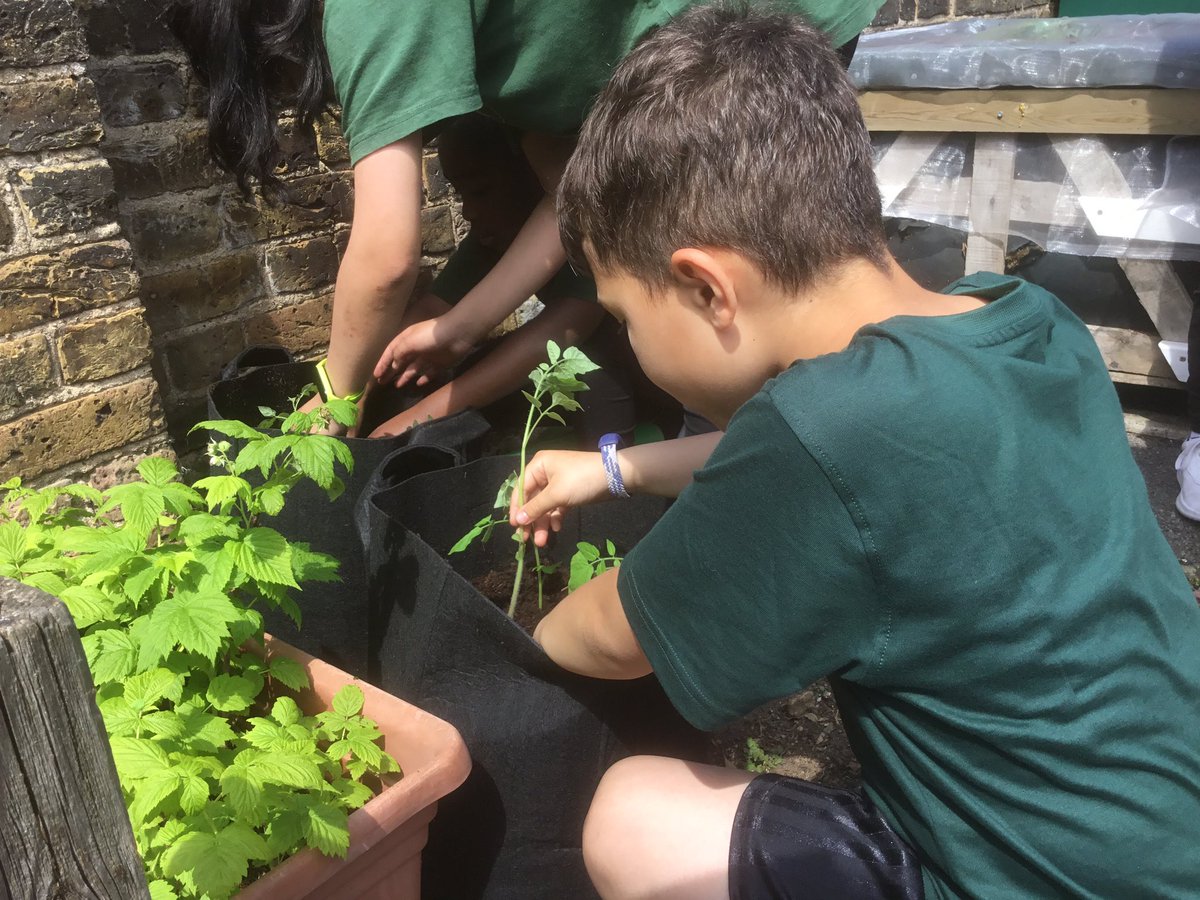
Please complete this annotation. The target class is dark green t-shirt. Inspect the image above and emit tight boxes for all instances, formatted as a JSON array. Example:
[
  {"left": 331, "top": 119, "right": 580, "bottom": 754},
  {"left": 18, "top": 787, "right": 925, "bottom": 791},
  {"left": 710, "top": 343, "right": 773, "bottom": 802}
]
[
  {"left": 431, "top": 232, "right": 596, "bottom": 305},
  {"left": 323, "top": 0, "right": 882, "bottom": 162},
  {"left": 618, "top": 273, "right": 1200, "bottom": 898}
]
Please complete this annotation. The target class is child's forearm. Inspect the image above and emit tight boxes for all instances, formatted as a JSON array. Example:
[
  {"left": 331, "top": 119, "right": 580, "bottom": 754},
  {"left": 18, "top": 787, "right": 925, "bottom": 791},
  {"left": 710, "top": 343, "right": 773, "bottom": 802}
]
[
  {"left": 442, "top": 195, "right": 567, "bottom": 346},
  {"left": 324, "top": 141, "right": 424, "bottom": 399},
  {"left": 534, "top": 568, "right": 651, "bottom": 680},
  {"left": 620, "top": 433, "right": 723, "bottom": 498}
]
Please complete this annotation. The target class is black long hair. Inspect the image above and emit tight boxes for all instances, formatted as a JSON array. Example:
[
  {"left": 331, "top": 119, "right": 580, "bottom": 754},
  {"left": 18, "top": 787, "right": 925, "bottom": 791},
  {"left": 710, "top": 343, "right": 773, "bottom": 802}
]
[{"left": 170, "top": 0, "right": 333, "bottom": 194}]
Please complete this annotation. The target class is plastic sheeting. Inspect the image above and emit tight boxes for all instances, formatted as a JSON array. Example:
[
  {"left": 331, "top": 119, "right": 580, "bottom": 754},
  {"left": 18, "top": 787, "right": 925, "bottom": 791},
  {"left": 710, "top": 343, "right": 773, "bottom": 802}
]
[
  {"left": 874, "top": 133, "right": 1200, "bottom": 261},
  {"left": 850, "top": 14, "right": 1200, "bottom": 90}
]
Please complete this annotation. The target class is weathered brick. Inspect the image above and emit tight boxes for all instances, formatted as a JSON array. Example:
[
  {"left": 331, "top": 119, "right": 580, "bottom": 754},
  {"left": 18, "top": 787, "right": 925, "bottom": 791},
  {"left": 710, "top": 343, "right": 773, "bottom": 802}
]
[
  {"left": 315, "top": 114, "right": 350, "bottom": 168},
  {"left": 0, "top": 0, "right": 87, "bottom": 67},
  {"left": 955, "top": 0, "right": 1045, "bottom": 12},
  {"left": 91, "top": 60, "right": 188, "bottom": 128},
  {"left": 919, "top": 0, "right": 952, "bottom": 17},
  {"left": 0, "top": 377, "right": 163, "bottom": 482},
  {"left": 0, "top": 202, "right": 11, "bottom": 249},
  {"left": 423, "top": 152, "right": 449, "bottom": 201},
  {"left": 220, "top": 173, "right": 352, "bottom": 243},
  {"left": 0, "top": 333, "right": 54, "bottom": 418},
  {"left": 871, "top": 0, "right": 900, "bottom": 26},
  {"left": 0, "top": 241, "right": 138, "bottom": 332},
  {"left": 244, "top": 295, "right": 332, "bottom": 357},
  {"left": 275, "top": 117, "right": 319, "bottom": 177},
  {"left": 0, "top": 77, "right": 103, "bottom": 153},
  {"left": 140, "top": 250, "right": 263, "bottom": 332},
  {"left": 164, "top": 319, "right": 245, "bottom": 392},
  {"left": 106, "top": 124, "right": 223, "bottom": 199},
  {"left": 421, "top": 204, "right": 455, "bottom": 254},
  {"left": 125, "top": 195, "right": 223, "bottom": 266},
  {"left": 898, "top": 0, "right": 917, "bottom": 21},
  {"left": 56, "top": 308, "right": 152, "bottom": 382},
  {"left": 11, "top": 160, "right": 118, "bottom": 238},
  {"left": 88, "top": 446, "right": 176, "bottom": 492},
  {"left": 263, "top": 236, "right": 339, "bottom": 294},
  {"left": 78, "top": 0, "right": 174, "bottom": 57}
]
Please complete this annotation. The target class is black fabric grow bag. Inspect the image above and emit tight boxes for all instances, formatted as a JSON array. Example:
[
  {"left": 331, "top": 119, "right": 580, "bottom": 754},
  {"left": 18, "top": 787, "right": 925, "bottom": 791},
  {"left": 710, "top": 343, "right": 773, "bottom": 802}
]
[
  {"left": 359, "top": 449, "right": 708, "bottom": 900},
  {"left": 207, "top": 348, "right": 489, "bottom": 679}
]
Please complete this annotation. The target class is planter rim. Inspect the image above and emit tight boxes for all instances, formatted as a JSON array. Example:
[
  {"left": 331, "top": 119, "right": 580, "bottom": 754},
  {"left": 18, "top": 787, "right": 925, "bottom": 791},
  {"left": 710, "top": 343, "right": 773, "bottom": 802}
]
[{"left": 235, "top": 635, "right": 471, "bottom": 898}]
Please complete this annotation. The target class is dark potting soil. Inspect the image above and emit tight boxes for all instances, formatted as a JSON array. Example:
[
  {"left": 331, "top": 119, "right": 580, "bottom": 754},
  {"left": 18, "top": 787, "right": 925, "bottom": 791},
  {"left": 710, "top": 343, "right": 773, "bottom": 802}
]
[
  {"left": 710, "top": 680, "right": 861, "bottom": 789},
  {"left": 471, "top": 561, "right": 568, "bottom": 634}
]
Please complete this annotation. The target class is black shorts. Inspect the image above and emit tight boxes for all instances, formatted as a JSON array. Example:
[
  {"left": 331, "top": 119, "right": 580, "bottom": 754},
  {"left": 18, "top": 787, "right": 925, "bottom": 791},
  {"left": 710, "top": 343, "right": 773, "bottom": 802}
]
[{"left": 729, "top": 775, "right": 925, "bottom": 900}]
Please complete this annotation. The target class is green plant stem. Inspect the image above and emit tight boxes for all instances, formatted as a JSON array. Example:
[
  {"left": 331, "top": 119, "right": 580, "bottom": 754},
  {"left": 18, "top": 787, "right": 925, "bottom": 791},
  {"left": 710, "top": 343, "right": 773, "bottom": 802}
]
[{"left": 509, "top": 391, "right": 541, "bottom": 618}]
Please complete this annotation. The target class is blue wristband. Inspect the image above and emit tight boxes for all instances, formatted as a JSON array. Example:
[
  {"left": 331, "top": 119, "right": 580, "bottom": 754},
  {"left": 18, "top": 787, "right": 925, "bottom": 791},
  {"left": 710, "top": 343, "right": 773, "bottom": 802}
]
[{"left": 598, "top": 432, "right": 630, "bottom": 499}]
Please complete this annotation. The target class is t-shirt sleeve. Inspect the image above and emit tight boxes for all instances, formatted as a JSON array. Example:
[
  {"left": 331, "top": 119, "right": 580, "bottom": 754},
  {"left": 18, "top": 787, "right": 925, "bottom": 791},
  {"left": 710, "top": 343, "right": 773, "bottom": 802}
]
[
  {"left": 323, "top": 0, "right": 482, "bottom": 163},
  {"left": 617, "top": 393, "right": 885, "bottom": 731}
]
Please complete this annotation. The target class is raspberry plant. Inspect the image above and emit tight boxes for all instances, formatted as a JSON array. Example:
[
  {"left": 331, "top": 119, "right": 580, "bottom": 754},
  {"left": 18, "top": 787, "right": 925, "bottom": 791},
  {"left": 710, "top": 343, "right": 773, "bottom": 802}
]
[{"left": 0, "top": 395, "right": 399, "bottom": 900}]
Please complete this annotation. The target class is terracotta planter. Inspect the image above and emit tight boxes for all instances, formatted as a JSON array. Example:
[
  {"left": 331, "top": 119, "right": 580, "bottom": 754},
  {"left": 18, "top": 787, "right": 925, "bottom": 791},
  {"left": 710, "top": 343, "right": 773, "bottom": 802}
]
[{"left": 235, "top": 636, "right": 471, "bottom": 900}]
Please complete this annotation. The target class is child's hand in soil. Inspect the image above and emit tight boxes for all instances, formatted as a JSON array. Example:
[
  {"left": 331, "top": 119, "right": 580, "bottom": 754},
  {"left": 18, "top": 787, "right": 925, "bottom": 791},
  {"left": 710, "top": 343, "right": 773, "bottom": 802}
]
[{"left": 511, "top": 450, "right": 610, "bottom": 547}]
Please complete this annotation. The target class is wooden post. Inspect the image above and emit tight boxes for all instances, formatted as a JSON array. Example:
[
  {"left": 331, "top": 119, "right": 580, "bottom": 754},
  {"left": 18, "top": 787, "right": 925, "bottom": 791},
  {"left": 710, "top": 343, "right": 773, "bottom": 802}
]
[
  {"left": 964, "top": 134, "right": 1017, "bottom": 276},
  {"left": 0, "top": 578, "right": 149, "bottom": 900}
]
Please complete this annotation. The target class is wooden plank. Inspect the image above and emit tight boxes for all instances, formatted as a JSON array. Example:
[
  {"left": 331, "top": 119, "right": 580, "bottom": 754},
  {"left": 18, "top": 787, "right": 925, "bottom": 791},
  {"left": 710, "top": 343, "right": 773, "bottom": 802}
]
[
  {"left": 964, "top": 135, "right": 1016, "bottom": 276},
  {"left": 1117, "top": 259, "right": 1194, "bottom": 343},
  {"left": 1088, "top": 324, "right": 1177, "bottom": 382},
  {"left": 1111, "top": 371, "right": 1182, "bottom": 391},
  {"left": 0, "top": 578, "right": 148, "bottom": 900},
  {"left": 860, "top": 89, "right": 1200, "bottom": 136}
]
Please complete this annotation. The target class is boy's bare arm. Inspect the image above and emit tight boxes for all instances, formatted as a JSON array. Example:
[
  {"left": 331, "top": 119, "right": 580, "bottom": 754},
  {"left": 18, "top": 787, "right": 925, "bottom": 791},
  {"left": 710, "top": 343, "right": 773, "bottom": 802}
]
[
  {"left": 369, "top": 298, "right": 604, "bottom": 436},
  {"left": 511, "top": 433, "right": 723, "bottom": 546},
  {"left": 534, "top": 568, "right": 651, "bottom": 680}
]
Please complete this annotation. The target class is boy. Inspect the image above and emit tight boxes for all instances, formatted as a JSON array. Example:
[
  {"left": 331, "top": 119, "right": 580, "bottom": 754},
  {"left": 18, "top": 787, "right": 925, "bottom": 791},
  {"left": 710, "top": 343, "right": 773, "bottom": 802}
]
[
  {"left": 509, "top": 5, "right": 1200, "bottom": 898},
  {"left": 367, "top": 114, "right": 678, "bottom": 442}
]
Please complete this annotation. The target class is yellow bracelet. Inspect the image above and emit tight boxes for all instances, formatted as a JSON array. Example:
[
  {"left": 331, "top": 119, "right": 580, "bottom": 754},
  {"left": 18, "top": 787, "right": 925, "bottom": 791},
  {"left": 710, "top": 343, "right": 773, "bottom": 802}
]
[{"left": 314, "top": 357, "right": 363, "bottom": 404}]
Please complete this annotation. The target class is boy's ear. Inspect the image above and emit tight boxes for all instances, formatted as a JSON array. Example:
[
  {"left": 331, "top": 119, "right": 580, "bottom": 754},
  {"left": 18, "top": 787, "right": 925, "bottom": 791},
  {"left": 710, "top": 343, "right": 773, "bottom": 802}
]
[{"left": 668, "top": 248, "right": 738, "bottom": 328}]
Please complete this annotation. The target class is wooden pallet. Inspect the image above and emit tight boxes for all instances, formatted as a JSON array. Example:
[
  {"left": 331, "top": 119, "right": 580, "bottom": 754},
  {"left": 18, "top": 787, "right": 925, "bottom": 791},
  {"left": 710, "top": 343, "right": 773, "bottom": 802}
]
[{"left": 861, "top": 88, "right": 1198, "bottom": 388}]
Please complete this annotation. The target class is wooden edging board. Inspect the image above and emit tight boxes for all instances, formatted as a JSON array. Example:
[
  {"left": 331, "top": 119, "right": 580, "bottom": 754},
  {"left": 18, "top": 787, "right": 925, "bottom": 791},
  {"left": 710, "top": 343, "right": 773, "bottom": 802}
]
[{"left": 859, "top": 89, "right": 1200, "bottom": 135}]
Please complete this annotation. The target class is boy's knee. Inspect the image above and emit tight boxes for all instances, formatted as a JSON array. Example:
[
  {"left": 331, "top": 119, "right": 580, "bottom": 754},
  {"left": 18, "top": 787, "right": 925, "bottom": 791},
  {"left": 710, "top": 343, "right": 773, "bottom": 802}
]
[{"left": 583, "top": 756, "right": 658, "bottom": 895}]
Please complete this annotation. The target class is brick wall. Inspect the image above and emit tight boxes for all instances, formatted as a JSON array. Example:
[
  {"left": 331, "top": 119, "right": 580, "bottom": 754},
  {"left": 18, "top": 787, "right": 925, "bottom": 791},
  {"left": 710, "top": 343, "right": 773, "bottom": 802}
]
[
  {"left": 0, "top": 0, "right": 1052, "bottom": 486},
  {"left": 0, "top": 0, "right": 165, "bottom": 487},
  {"left": 871, "top": 0, "right": 1057, "bottom": 27}
]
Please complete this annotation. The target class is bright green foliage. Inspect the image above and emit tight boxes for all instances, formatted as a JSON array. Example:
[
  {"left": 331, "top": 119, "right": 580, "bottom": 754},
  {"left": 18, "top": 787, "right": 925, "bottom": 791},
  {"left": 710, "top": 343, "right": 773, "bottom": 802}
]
[
  {"left": 450, "top": 341, "right": 600, "bottom": 617},
  {"left": 744, "top": 737, "right": 784, "bottom": 774},
  {"left": 0, "top": 396, "right": 400, "bottom": 899},
  {"left": 566, "top": 540, "right": 622, "bottom": 593}
]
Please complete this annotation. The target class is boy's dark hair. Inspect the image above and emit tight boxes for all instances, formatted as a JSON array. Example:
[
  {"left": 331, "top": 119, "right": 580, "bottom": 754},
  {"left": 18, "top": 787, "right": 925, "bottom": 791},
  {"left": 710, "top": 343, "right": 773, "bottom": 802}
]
[{"left": 558, "top": 2, "right": 886, "bottom": 292}]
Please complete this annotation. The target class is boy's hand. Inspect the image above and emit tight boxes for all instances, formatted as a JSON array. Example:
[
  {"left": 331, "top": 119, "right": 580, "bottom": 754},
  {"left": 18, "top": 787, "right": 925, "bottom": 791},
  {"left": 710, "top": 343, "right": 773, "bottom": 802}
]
[
  {"left": 510, "top": 450, "right": 611, "bottom": 547},
  {"left": 374, "top": 314, "right": 474, "bottom": 389}
]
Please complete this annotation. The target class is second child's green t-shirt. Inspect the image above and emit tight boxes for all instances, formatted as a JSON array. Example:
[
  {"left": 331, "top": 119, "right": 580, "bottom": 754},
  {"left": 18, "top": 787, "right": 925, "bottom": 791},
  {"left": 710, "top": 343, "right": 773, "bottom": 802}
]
[
  {"left": 323, "top": 0, "right": 882, "bottom": 163},
  {"left": 618, "top": 273, "right": 1200, "bottom": 898}
]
